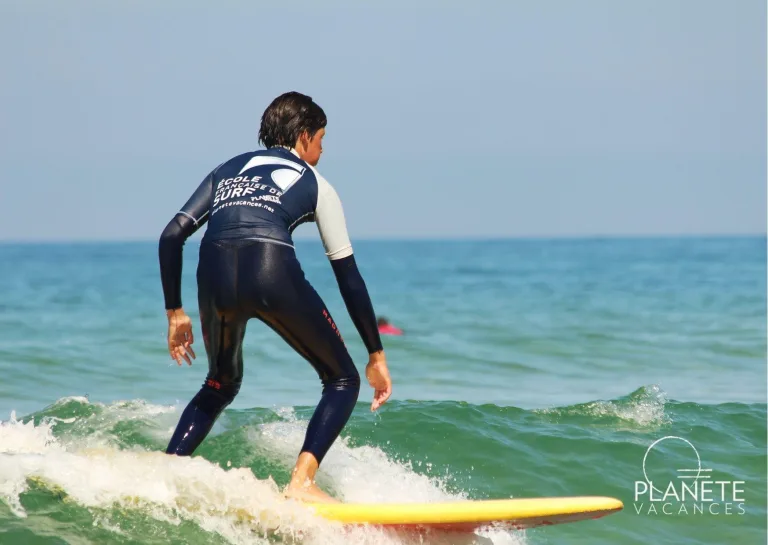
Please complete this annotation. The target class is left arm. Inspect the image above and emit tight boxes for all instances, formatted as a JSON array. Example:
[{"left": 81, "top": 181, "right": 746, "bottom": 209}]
[
  {"left": 159, "top": 172, "right": 214, "bottom": 310},
  {"left": 158, "top": 171, "right": 215, "bottom": 365}
]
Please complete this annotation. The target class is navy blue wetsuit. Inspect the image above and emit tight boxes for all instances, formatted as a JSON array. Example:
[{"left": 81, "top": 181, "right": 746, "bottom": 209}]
[{"left": 158, "top": 146, "right": 382, "bottom": 464}]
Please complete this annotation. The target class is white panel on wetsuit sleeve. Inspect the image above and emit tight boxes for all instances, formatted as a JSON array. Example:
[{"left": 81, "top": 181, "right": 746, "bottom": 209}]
[{"left": 313, "top": 170, "right": 354, "bottom": 260}]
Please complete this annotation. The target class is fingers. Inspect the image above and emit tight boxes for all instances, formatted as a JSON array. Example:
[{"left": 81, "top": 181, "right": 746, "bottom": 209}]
[
  {"left": 182, "top": 329, "right": 196, "bottom": 360},
  {"left": 183, "top": 326, "right": 195, "bottom": 360},
  {"left": 168, "top": 340, "right": 180, "bottom": 366},
  {"left": 366, "top": 361, "right": 392, "bottom": 411},
  {"left": 168, "top": 321, "right": 196, "bottom": 367},
  {"left": 371, "top": 385, "right": 392, "bottom": 412},
  {"left": 176, "top": 341, "right": 193, "bottom": 366},
  {"left": 170, "top": 344, "right": 185, "bottom": 366},
  {"left": 181, "top": 349, "right": 192, "bottom": 366},
  {"left": 169, "top": 337, "right": 195, "bottom": 366}
]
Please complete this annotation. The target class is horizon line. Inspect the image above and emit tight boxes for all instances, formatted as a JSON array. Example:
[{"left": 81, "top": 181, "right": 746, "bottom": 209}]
[{"left": 0, "top": 232, "right": 765, "bottom": 245}]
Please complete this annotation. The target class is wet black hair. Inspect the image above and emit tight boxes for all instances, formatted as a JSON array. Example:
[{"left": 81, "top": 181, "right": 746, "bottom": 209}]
[{"left": 258, "top": 91, "right": 327, "bottom": 149}]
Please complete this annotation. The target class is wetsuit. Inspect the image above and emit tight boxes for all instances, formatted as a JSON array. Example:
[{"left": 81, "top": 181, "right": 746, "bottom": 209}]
[{"left": 158, "top": 146, "right": 382, "bottom": 464}]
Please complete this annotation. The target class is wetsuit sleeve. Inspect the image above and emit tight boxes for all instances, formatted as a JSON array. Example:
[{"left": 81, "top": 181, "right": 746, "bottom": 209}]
[
  {"left": 314, "top": 174, "right": 353, "bottom": 260},
  {"left": 330, "top": 255, "right": 384, "bottom": 354},
  {"left": 314, "top": 173, "right": 383, "bottom": 354},
  {"left": 159, "top": 172, "right": 214, "bottom": 310}
]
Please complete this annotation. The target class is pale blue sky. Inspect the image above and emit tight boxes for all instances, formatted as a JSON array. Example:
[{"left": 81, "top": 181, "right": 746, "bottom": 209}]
[{"left": 0, "top": 0, "right": 765, "bottom": 241}]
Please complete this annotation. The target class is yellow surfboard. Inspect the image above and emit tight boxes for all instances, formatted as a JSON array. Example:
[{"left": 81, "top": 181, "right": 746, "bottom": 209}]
[{"left": 307, "top": 496, "right": 623, "bottom": 532}]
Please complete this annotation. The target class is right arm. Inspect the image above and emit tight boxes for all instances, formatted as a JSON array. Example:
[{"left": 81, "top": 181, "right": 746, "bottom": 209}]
[
  {"left": 314, "top": 172, "right": 392, "bottom": 410},
  {"left": 314, "top": 173, "right": 383, "bottom": 355}
]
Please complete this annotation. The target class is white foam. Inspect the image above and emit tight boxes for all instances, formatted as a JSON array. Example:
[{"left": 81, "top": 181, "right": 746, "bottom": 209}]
[
  {"left": 252, "top": 408, "right": 462, "bottom": 504},
  {"left": 0, "top": 411, "right": 60, "bottom": 455},
  {"left": 36, "top": 396, "right": 180, "bottom": 449},
  {"left": 585, "top": 385, "right": 669, "bottom": 427},
  {"left": 0, "top": 401, "right": 527, "bottom": 545},
  {"left": 0, "top": 416, "right": 326, "bottom": 543},
  {"left": 49, "top": 395, "right": 91, "bottom": 406}
]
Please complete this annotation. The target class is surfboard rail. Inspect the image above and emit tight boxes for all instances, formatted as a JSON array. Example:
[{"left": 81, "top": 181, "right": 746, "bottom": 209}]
[{"left": 307, "top": 495, "right": 624, "bottom": 531}]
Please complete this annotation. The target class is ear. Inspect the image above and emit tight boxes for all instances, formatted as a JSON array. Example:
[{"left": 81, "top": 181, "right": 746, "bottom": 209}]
[{"left": 298, "top": 130, "right": 310, "bottom": 148}]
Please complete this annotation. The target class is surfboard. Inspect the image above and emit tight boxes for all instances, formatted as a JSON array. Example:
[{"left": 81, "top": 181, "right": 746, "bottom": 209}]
[{"left": 307, "top": 496, "right": 623, "bottom": 532}]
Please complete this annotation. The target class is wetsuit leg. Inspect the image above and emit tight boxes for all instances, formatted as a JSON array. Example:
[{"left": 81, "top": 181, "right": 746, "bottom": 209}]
[
  {"left": 166, "top": 241, "right": 246, "bottom": 456},
  {"left": 240, "top": 243, "right": 361, "bottom": 465},
  {"left": 261, "top": 313, "right": 360, "bottom": 464}
]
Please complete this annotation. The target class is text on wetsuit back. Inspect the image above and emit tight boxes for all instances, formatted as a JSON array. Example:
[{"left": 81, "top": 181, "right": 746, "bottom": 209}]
[{"left": 212, "top": 176, "right": 283, "bottom": 215}]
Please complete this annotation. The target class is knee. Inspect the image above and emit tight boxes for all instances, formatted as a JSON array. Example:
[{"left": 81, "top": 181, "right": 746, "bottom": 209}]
[
  {"left": 324, "top": 372, "right": 360, "bottom": 400},
  {"left": 193, "top": 380, "right": 240, "bottom": 415}
]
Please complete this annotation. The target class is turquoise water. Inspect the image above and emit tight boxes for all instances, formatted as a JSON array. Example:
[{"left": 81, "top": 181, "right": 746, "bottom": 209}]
[{"left": 0, "top": 236, "right": 765, "bottom": 544}]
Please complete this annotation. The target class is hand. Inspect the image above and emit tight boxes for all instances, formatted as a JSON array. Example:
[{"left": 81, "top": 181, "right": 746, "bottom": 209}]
[
  {"left": 167, "top": 308, "right": 196, "bottom": 366},
  {"left": 365, "top": 351, "right": 392, "bottom": 412}
]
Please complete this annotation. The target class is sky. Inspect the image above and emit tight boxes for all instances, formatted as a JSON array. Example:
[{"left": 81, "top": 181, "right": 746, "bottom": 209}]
[{"left": 0, "top": 0, "right": 765, "bottom": 241}]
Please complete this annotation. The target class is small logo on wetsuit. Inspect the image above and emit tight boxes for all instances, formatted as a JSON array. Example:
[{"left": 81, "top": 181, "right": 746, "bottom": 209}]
[
  {"left": 322, "top": 309, "right": 344, "bottom": 344},
  {"left": 206, "top": 379, "right": 222, "bottom": 390},
  {"left": 251, "top": 194, "right": 282, "bottom": 204}
]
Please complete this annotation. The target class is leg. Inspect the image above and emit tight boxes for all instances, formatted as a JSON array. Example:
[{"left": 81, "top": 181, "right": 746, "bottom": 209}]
[
  {"left": 253, "top": 269, "right": 360, "bottom": 502},
  {"left": 166, "top": 242, "right": 247, "bottom": 456},
  {"left": 165, "top": 308, "right": 247, "bottom": 455},
  {"left": 165, "top": 379, "right": 240, "bottom": 455}
]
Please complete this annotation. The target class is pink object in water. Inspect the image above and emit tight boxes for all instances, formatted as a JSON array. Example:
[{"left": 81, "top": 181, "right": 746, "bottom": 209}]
[{"left": 378, "top": 324, "right": 403, "bottom": 336}]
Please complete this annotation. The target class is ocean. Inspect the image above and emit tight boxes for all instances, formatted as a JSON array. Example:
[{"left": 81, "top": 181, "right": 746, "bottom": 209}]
[{"left": 0, "top": 236, "right": 765, "bottom": 545}]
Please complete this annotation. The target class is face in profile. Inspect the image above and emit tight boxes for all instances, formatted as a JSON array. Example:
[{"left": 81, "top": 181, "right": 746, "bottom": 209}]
[{"left": 300, "top": 128, "right": 325, "bottom": 166}]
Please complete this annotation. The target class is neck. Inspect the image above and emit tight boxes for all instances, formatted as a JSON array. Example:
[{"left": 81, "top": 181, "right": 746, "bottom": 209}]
[{"left": 274, "top": 145, "right": 301, "bottom": 160}]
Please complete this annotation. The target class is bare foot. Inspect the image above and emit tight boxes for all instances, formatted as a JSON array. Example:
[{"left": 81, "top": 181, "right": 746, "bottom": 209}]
[{"left": 284, "top": 482, "right": 340, "bottom": 504}]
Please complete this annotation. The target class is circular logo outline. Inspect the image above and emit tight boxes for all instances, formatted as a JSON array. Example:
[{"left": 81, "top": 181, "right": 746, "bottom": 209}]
[{"left": 642, "top": 435, "right": 702, "bottom": 496}]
